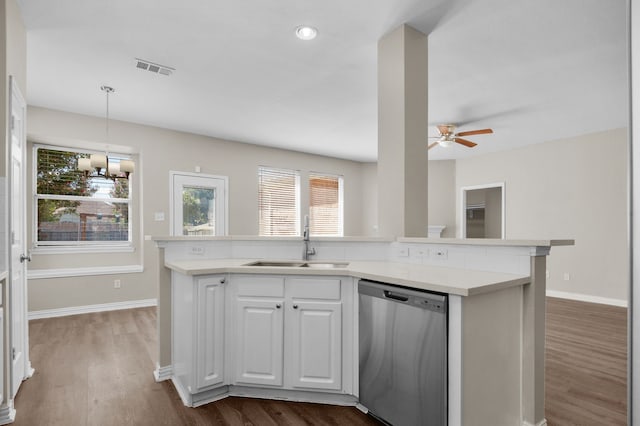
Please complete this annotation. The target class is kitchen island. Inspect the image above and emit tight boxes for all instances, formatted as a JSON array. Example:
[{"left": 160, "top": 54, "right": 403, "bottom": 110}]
[{"left": 154, "top": 236, "right": 572, "bottom": 426}]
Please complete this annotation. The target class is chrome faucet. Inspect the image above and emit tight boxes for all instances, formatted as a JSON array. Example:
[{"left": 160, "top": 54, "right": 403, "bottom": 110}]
[{"left": 303, "top": 215, "right": 316, "bottom": 260}]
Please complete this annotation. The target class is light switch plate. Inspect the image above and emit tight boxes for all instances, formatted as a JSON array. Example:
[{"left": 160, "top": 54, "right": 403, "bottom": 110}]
[{"left": 154, "top": 212, "right": 165, "bottom": 221}]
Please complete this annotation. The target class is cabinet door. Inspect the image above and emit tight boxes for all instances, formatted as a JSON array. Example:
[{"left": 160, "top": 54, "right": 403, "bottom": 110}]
[
  {"left": 196, "top": 277, "right": 226, "bottom": 389},
  {"left": 234, "top": 298, "right": 284, "bottom": 387},
  {"left": 287, "top": 301, "right": 342, "bottom": 390}
]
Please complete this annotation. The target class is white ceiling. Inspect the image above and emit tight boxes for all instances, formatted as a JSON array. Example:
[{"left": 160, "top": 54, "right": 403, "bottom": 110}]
[{"left": 17, "top": 0, "right": 628, "bottom": 162}]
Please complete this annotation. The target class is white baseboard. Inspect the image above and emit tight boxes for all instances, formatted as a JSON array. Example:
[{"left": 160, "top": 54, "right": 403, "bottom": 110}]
[
  {"left": 28, "top": 298, "right": 157, "bottom": 320},
  {"left": 546, "top": 290, "right": 627, "bottom": 308},
  {"left": 154, "top": 364, "right": 173, "bottom": 382},
  {"left": 0, "top": 402, "right": 16, "bottom": 425},
  {"left": 522, "top": 419, "right": 547, "bottom": 426}
]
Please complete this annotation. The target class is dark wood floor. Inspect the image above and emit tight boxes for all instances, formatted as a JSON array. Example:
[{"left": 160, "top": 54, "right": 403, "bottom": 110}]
[
  {"left": 545, "top": 297, "right": 627, "bottom": 426},
  {"left": 12, "top": 297, "right": 628, "bottom": 425},
  {"left": 13, "top": 308, "right": 379, "bottom": 426}
]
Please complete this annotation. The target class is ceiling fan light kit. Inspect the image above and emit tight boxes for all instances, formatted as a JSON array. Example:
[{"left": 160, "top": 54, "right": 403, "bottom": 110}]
[{"left": 428, "top": 124, "right": 493, "bottom": 150}]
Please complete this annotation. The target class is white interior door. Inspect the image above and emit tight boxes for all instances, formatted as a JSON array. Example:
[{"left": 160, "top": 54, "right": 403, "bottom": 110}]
[
  {"left": 9, "top": 76, "right": 31, "bottom": 397},
  {"left": 171, "top": 172, "right": 228, "bottom": 236}
]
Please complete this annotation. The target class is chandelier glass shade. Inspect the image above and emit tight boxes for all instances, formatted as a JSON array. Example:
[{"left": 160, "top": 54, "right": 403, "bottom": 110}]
[{"left": 77, "top": 85, "right": 135, "bottom": 180}]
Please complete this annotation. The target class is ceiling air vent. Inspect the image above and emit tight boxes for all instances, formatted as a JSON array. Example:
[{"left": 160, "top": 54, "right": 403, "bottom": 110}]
[{"left": 135, "top": 58, "right": 175, "bottom": 76}]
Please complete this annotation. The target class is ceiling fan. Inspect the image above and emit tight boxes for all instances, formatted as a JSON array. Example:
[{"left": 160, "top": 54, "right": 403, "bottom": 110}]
[{"left": 428, "top": 124, "right": 493, "bottom": 150}]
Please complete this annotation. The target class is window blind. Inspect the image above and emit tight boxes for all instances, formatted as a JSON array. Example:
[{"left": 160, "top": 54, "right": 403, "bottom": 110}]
[
  {"left": 258, "top": 167, "right": 300, "bottom": 236},
  {"left": 309, "top": 173, "right": 343, "bottom": 236}
]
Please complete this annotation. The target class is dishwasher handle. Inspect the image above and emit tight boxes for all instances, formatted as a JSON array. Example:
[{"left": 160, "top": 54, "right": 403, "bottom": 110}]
[{"left": 383, "top": 290, "right": 409, "bottom": 302}]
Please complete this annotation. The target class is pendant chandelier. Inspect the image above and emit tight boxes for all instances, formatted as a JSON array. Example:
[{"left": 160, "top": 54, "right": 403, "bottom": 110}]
[{"left": 77, "top": 85, "right": 135, "bottom": 180}]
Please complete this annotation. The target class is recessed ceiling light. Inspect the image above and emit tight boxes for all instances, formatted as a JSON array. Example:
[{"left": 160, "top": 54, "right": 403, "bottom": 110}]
[{"left": 295, "top": 25, "right": 318, "bottom": 41}]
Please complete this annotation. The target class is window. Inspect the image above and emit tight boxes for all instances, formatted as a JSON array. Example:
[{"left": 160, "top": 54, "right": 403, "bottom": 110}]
[
  {"left": 34, "top": 145, "right": 132, "bottom": 247},
  {"left": 258, "top": 167, "right": 300, "bottom": 236},
  {"left": 309, "top": 173, "right": 343, "bottom": 236}
]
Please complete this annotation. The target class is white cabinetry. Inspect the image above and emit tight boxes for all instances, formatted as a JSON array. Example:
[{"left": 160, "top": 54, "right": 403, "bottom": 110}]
[
  {"left": 286, "top": 278, "right": 342, "bottom": 391},
  {"left": 231, "top": 275, "right": 346, "bottom": 392},
  {"left": 195, "top": 276, "right": 226, "bottom": 389},
  {"left": 172, "top": 272, "right": 227, "bottom": 406},
  {"left": 233, "top": 275, "right": 285, "bottom": 386}
]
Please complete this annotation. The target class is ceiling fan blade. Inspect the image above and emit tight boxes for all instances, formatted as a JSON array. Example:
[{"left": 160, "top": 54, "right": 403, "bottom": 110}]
[
  {"left": 428, "top": 142, "right": 439, "bottom": 150},
  {"left": 455, "top": 128, "right": 493, "bottom": 137},
  {"left": 454, "top": 137, "right": 477, "bottom": 148}
]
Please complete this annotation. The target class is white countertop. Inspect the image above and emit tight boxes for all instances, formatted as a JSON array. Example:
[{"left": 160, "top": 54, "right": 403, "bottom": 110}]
[
  {"left": 165, "top": 259, "right": 530, "bottom": 297},
  {"left": 396, "top": 237, "right": 575, "bottom": 247},
  {"left": 152, "top": 235, "right": 394, "bottom": 242},
  {"left": 152, "top": 235, "right": 574, "bottom": 248}
]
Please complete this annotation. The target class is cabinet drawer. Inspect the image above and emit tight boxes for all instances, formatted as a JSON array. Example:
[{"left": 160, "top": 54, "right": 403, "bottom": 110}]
[
  {"left": 235, "top": 276, "right": 285, "bottom": 297},
  {"left": 287, "top": 278, "right": 341, "bottom": 300}
]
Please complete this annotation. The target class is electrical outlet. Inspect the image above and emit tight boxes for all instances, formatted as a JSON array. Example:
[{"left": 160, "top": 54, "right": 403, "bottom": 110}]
[
  {"left": 563, "top": 273, "right": 571, "bottom": 281},
  {"left": 433, "top": 249, "right": 448, "bottom": 260},
  {"left": 546, "top": 270, "right": 550, "bottom": 279},
  {"left": 394, "top": 247, "right": 409, "bottom": 257},
  {"left": 114, "top": 279, "right": 121, "bottom": 289},
  {"left": 410, "top": 247, "right": 428, "bottom": 259},
  {"left": 191, "top": 246, "right": 205, "bottom": 255},
  {"left": 154, "top": 212, "right": 165, "bottom": 221}
]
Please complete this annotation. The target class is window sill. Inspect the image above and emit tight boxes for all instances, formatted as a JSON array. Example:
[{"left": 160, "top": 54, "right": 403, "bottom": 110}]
[{"left": 31, "top": 245, "right": 135, "bottom": 255}]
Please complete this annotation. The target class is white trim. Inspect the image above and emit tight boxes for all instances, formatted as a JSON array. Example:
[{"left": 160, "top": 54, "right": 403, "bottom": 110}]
[
  {"left": 32, "top": 143, "right": 135, "bottom": 248},
  {"left": 153, "top": 364, "right": 173, "bottom": 382},
  {"left": 27, "top": 264, "right": 143, "bottom": 279},
  {"left": 0, "top": 402, "right": 16, "bottom": 425},
  {"left": 546, "top": 290, "right": 628, "bottom": 308},
  {"left": 31, "top": 245, "right": 135, "bottom": 254},
  {"left": 28, "top": 298, "right": 156, "bottom": 320},
  {"left": 448, "top": 295, "right": 462, "bottom": 426},
  {"left": 459, "top": 182, "right": 506, "bottom": 239},
  {"left": 522, "top": 420, "right": 547, "bottom": 426},
  {"left": 169, "top": 171, "right": 229, "bottom": 237}
]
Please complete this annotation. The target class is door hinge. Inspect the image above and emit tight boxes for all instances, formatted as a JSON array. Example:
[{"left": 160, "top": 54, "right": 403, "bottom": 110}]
[
  {"left": 12, "top": 347, "right": 16, "bottom": 361},
  {"left": 10, "top": 115, "right": 15, "bottom": 131},
  {"left": 11, "top": 231, "right": 15, "bottom": 245}
]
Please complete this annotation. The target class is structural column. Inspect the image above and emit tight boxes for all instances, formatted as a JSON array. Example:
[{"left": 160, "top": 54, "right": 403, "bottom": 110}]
[
  {"left": 377, "top": 24, "right": 429, "bottom": 237},
  {"left": 522, "top": 254, "right": 548, "bottom": 426}
]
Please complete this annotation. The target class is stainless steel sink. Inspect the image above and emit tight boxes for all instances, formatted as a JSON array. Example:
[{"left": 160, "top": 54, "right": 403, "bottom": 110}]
[
  {"left": 301, "top": 262, "right": 349, "bottom": 269},
  {"left": 244, "top": 261, "right": 306, "bottom": 267},
  {"left": 243, "top": 261, "right": 349, "bottom": 268}
]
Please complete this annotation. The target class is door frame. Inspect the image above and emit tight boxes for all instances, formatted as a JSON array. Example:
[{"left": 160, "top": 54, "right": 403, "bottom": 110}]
[
  {"left": 459, "top": 182, "right": 506, "bottom": 239},
  {"left": 169, "top": 171, "right": 229, "bottom": 236},
  {"left": 7, "top": 75, "right": 32, "bottom": 402}
]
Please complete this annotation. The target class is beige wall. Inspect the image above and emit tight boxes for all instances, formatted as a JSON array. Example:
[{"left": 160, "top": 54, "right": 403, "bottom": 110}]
[
  {"left": 456, "top": 128, "right": 629, "bottom": 302},
  {"left": 360, "top": 162, "right": 378, "bottom": 236},
  {"left": 360, "top": 159, "right": 458, "bottom": 238},
  {"left": 26, "top": 106, "right": 369, "bottom": 311},
  {"left": 484, "top": 187, "right": 502, "bottom": 238},
  {"left": 428, "top": 160, "right": 456, "bottom": 238}
]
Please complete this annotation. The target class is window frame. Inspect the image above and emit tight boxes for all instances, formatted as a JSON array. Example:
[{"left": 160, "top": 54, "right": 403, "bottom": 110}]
[
  {"left": 308, "top": 171, "right": 344, "bottom": 237},
  {"left": 32, "top": 144, "right": 134, "bottom": 252},
  {"left": 258, "top": 166, "right": 301, "bottom": 237}
]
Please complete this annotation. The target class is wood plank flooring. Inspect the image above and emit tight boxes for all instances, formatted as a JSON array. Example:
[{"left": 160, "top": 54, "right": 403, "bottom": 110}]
[
  {"left": 545, "top": 297, "right": 627, "bottom": 426},
  {"left": 13, "top": 307, "right": 379, "bottom": 426},
  {"left": 12, "top": 297, "right": 628, "bottom": 425}
]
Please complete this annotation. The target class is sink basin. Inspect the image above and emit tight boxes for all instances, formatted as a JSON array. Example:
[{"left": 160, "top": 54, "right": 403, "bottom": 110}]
[
  {"left": 301, "top": 262, "right": 349, "bottom": 269},
  {"left": 243, "top": 261, "right": 349, "bottom": 269},
  {"left": 244, "top": 261, "right": 306, "bottom": 267}
]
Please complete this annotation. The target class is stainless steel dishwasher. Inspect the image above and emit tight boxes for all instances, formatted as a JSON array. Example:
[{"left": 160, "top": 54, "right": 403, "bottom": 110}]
[{"left": 359, "top": 279, "right": 447, "bottom": 426}]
